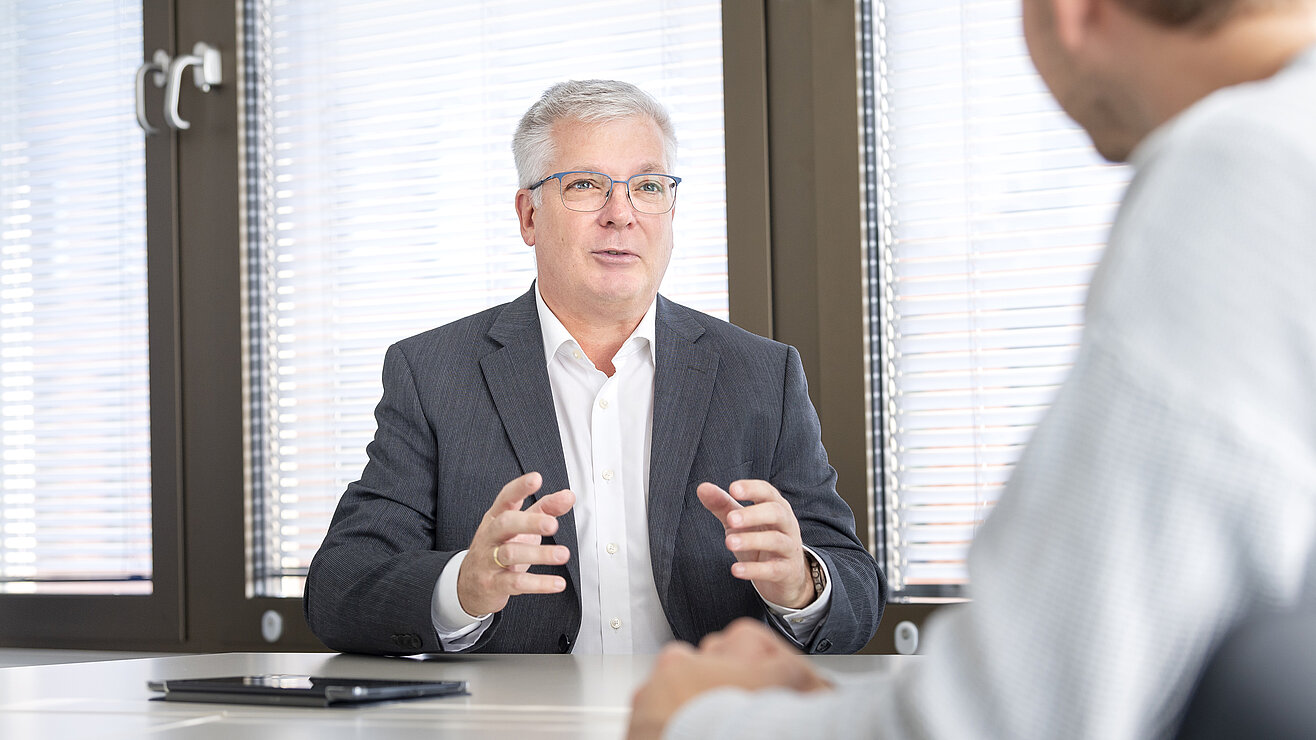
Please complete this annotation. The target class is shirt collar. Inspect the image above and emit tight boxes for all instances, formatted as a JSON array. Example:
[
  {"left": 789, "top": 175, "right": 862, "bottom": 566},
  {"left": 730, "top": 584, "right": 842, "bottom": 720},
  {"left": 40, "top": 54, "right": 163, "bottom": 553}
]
[{"left": 534, "top": 282, "right": 657, "bottom": 369}]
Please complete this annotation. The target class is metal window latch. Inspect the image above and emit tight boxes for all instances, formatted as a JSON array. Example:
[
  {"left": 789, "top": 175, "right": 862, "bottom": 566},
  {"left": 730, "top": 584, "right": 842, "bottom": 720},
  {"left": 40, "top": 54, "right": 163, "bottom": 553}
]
[
  {"left": 135, "top": 43, "right": 222, "bottom": 134},
  {"left": 165, "top": 42, "right": 222, "bottom": 130},
  {"left": 134, "top": 49, "right": 171, "bottom": 134}
]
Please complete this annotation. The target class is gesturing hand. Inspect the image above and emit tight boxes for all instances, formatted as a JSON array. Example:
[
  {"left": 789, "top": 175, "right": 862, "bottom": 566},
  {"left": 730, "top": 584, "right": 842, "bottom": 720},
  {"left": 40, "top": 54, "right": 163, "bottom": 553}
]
[
  {"left": 456, "top": 471, "right": 575, "bottom": 617},
  {"left": 697, "top": 479, "right": 814, "bottom": 608}
]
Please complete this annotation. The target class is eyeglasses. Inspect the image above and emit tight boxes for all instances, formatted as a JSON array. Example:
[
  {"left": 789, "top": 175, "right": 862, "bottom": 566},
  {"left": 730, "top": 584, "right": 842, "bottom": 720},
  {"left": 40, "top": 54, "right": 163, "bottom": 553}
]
[{"left": 528, "top": 171, "right": 682, "bottom": 215}]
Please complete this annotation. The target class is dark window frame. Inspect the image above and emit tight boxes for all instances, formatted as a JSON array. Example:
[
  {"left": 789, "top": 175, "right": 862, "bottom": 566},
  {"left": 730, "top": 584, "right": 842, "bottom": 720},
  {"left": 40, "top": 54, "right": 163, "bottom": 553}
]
[{"left": 1, "top": 0, "right": 936, "bottom": 653}]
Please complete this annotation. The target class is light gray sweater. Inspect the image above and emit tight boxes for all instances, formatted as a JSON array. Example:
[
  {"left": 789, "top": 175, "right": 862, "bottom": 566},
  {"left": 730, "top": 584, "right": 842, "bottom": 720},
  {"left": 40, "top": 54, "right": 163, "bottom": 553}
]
[{"left": 668, "top": 43, "right": 1316, "bottom": 740}]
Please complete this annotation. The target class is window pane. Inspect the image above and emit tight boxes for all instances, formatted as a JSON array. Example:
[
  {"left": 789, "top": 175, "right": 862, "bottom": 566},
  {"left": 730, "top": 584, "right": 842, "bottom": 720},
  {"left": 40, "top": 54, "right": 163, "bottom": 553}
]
[
  {"left": 0, "top": 1, "right": 151, "bottom": 595},
  {"left": 863, "top": 1, "right": 1130, "bottom": 597},
  {"left": 243, "top": 0, "right": 728, "bottom": 596}
]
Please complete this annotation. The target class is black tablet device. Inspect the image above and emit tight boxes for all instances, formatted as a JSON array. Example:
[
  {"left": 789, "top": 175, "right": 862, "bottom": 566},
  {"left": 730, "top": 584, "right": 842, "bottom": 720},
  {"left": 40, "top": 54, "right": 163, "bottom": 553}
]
[{"left": 147, "top": 675, "right": 468, "bottom": 707}]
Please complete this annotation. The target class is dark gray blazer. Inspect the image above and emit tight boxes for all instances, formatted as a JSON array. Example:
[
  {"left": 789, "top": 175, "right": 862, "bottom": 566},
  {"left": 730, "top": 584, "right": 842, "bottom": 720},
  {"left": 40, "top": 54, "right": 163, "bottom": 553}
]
[{"left": 305, "top": 286, "right": 885, "bottom": 655}]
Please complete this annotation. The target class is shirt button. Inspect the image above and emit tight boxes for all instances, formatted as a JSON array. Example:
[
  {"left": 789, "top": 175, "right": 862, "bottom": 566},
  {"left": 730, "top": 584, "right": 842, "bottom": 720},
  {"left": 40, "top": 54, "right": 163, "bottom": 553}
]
[
  {"left": 572, "top": 350, "right": 582, "bottom": 360},
  {"left": 598, "top": 398, "right": 609, "bottom": 409},
  {"left": 610, "top": 618, "right": 621, "bottom": 630},
  {"left": 606, "top": 543, "right": 618, "bottom": 555},
  {"left": 601, "top": 470, "right": 614, "bottom": 481}
]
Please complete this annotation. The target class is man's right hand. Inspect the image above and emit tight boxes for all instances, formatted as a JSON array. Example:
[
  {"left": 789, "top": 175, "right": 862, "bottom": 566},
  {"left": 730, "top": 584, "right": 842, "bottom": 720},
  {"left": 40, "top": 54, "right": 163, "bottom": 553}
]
[
  {"left": 627, "top": 619, "right": 832, "bottom": 740},
  {"left": 456, "top": 471, "right": 575, "bottom": 617}
]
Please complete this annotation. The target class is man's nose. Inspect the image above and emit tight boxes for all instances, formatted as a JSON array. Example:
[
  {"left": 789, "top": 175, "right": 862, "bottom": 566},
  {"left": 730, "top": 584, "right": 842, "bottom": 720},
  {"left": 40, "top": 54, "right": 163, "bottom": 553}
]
[{"left": 598, "top": 182, "right": 638, "bottom": 226}]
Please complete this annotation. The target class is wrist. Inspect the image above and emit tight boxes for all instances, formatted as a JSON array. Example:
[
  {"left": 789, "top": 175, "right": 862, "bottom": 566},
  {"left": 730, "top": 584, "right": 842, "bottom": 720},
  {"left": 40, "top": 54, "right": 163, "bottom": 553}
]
[
  {"left": 793, "top": 553, "right": 826, "bottom": 608},
  {"left": 783, "top": 554, "right": 818, "bottom": 609},
  {"left": 455, "top": 557, "right": 492, "bottom": 618}
]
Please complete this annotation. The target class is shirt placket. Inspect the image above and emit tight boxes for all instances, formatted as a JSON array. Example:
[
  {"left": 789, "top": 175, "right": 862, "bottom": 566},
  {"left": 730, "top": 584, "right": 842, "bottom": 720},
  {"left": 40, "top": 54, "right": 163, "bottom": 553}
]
[{"left": 592, "top": 370, "right": 631, "bottom": 653}]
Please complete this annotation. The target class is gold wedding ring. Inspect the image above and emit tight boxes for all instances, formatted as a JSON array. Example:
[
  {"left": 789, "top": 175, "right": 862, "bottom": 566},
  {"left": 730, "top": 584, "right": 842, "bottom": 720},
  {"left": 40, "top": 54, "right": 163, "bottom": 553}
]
[{"left": 492, "top": 545, "right": 509, "bottom": 569}]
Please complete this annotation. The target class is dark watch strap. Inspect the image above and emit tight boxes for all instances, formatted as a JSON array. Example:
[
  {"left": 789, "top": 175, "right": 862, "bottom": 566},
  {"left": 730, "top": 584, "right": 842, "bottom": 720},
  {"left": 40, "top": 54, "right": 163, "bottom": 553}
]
[{"left": 809, "top": 555, "right": 825, "bottom": 597}]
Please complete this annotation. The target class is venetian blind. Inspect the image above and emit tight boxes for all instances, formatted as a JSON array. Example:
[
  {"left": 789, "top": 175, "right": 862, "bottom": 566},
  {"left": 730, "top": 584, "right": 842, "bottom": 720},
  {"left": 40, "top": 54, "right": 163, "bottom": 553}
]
[
  {"left": 867, "top": 1, "right": 1130, "bottom": 596},
  {"left": 0, "top": 1, "right": 151, "bottom": 594},
  {"left": 243, "top": 0, "right": 728, "bottom": 596}
]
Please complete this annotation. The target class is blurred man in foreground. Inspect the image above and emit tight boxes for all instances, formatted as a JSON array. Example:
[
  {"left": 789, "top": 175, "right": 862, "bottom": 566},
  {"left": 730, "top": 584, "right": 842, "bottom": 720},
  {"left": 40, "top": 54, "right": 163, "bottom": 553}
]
[{"left": 630, "top": 0, "right": 1316, "bottom": 736}]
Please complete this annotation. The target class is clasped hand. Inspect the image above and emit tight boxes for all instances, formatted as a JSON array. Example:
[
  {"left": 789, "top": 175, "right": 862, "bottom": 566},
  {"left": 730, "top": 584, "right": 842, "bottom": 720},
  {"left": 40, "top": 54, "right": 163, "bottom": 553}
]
[
  {"left": 456, "top": 472, "right": 575, "bottom": 617},
  {"left": 627, "top": 618, "right": 832, "bottom": 740}
]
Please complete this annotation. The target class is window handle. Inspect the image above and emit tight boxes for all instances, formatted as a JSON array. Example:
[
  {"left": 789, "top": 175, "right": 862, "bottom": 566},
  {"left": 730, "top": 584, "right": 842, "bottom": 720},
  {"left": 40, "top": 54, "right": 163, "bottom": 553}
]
[
  {"left": 163, "top": 42, "right": 222, "bottom": 131},
  {"left": 134, "top": 49, "right": 170, "bottom": 135}
]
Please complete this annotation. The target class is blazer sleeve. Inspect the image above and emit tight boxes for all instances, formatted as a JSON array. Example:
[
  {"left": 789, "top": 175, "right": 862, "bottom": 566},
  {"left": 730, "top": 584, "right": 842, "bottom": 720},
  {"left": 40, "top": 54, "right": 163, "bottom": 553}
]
[
  {"left": 771, "top": 345, "right": 887, "bottom": 654},
  {"left": 304, "top": 343, "right": 452, "bottom": 655}
]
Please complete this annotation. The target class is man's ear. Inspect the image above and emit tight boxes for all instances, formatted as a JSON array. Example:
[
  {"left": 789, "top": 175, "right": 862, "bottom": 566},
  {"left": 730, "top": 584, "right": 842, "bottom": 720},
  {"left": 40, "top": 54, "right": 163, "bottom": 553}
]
[
  {"left": 514, "top": 190, "right": 536, "bottom": 247},
  {"left": 1051, "top": 0, "right": 1103, "bottom": 54}
]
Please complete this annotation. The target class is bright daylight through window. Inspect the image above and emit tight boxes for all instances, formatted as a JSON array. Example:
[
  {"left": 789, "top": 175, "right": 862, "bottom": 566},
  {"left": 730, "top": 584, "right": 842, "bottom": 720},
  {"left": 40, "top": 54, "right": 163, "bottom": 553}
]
[
  {"left": 863, "top": 0, "right": 1131, "bottom": 598},
  {"left": 0, "top": 1, "right": 151, "bottom": 594}
]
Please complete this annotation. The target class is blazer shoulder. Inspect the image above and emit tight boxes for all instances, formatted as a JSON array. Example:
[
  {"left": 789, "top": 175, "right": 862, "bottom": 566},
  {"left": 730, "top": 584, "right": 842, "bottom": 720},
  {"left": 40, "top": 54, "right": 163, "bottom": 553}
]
[
  {"left": 660, "top": 295, "right": 791, "bottom": 361},
  {"left": 389, "top": 300, "right": 515, "bottom": 373}
]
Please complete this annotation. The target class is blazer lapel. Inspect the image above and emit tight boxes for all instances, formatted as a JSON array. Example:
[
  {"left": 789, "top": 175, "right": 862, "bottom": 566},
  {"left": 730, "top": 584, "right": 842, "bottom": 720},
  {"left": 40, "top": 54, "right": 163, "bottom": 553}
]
[
  {"left": 648, "top": 297, "right": 720, "bottom": 603},
  {"left": 479, "top": 287, "right": 579, "bottom": 593}
]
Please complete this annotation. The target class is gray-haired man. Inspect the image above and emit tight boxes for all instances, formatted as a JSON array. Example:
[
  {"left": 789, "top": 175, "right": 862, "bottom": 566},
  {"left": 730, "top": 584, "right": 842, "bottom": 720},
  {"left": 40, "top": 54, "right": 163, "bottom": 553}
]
[{"left": 305, "top": 80, "right": 885, "bottom": 656}]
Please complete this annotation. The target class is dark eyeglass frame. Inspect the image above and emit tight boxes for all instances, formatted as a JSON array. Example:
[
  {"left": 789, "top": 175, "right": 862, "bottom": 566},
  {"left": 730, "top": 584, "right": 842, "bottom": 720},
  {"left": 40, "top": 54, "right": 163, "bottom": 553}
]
[{"left": 527, "top": 170, "right": 682, "bottom": 214}]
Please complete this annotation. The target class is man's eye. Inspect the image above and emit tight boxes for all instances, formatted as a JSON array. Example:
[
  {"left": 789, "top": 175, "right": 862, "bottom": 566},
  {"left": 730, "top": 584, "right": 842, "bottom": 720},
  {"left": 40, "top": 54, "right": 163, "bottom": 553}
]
[
  {"left": 634, "top": 179, "right": 664, "bottom": 193},
  {"left": 565, "top": 177, "right": 601, "bottom": 191}
]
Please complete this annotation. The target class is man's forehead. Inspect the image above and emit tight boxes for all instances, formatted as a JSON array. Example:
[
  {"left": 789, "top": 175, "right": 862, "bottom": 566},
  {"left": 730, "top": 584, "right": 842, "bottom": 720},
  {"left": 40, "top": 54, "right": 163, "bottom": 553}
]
[{"left": 565, "top": 161, "right": 668, "bottom": 176}]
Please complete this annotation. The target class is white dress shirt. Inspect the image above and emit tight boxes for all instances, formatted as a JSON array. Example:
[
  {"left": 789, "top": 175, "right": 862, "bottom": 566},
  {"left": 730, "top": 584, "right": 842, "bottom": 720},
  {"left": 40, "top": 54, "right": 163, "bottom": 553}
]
[{"left": 431, "top": 284, "right": 831, "bottom": 652}]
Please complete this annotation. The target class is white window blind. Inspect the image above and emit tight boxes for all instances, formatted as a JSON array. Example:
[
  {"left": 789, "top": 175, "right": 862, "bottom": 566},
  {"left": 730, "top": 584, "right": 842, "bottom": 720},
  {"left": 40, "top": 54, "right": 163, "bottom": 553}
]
[
  {"left": 866, "top": 1, "right": 1130, "bottom": 596},
  {"left": 243, "top": 0, "right": 727, "bottom": 597},
  {"left": 0, "top": 1, "right": 151, "bottom": 594}
]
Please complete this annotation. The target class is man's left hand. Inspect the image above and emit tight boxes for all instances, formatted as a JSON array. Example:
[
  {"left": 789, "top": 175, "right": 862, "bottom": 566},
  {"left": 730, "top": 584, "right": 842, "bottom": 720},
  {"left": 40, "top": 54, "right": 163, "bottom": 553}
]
[
  {"left": 697, "top": 479, "right": 814, "bottom": 608},
  {"left": 627, "top": 618, "right": 831, "bottom": 740}
]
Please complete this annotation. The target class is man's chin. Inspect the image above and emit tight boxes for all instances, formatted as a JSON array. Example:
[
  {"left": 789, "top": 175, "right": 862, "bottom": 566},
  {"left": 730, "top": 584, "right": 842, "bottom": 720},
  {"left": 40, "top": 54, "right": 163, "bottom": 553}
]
[
  {"left": 1091, "top": 133, "right": 1135, "bottom": 163},
  {"left": 589, "top": 282, "right": 656, "bottom": 312}
]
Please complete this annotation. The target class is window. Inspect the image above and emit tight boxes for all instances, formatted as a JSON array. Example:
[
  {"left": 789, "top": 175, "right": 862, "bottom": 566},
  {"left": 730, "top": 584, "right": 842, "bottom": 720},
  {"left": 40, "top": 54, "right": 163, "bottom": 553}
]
[
  {"left": 242, "top": 0, "right": 729, "bottom": 597},
  {"left": 0, "top": 0, "right": 151, "bottom": 595},
  {"left": 862, "top": 1, "right": 1131, "bottom": 598}
]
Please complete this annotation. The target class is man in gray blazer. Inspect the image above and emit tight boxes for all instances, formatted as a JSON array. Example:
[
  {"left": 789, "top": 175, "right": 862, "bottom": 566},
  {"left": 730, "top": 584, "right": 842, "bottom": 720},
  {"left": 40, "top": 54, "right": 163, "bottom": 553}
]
[{"left": 304, "top": 79, "right": 884, "bottom": 655}]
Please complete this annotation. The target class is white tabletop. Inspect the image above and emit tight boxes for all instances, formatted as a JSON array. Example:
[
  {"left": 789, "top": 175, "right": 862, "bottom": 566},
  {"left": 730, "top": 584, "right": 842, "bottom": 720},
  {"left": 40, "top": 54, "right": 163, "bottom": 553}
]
[{"left": 0, "top": 651, "right": 903, "bottom": 739}]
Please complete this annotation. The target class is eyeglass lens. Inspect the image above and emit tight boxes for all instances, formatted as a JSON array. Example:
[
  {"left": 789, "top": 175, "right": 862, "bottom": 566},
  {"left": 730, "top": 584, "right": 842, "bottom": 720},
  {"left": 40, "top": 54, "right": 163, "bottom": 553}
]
[{"left": 556, "top": 173, "right": 677, "bottom": 214}]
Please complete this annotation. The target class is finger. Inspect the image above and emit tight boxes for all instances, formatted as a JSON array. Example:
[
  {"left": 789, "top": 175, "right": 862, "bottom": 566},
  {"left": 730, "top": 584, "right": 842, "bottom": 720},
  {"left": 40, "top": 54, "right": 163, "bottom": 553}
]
[
  {"left": 727, "top": 501, "right": 796, "bottom": 534},
  {"left": 488, "top": 509, "right": 561, "bottom": 541},
  {"left": 727, "top": 479, "right": 784, "bottom": 505},
  {"left": 526, "top": 488, "right": 576, "bottom": 518},
  {"left": 705, "top": 619, "right": 780, "bottom": 658},
  {"left": 696, "top": 482, "right": 743, "bottom": 527},
  {"left": 770, "top": 654, "right": 833, "bottom": 692},
  {"left": 489, "top": 472, "right": 543, "bottom": 515},
  {"left": 657, "top": 640, "right": 697, "bottom": 663},
  {"left": 491, "top": 541, "right": 570, "bottom": 569},
  {"left": 726, "top": 529, "right": 797, "bottom": 557},
  {"left": 698, "top": 629, "right": 726, "bottom": 652},
  {"left": 729, "top": 559, "right": 797, "bottom": 582},
  {"left": 728, "top": 618, "right": 797, "bottom": 653},
  {"left": 726, "top": 497, "right": 794, "bottom": 531},
  {"left": 501, "top": 570, "right": 567, "bottom": 596}
]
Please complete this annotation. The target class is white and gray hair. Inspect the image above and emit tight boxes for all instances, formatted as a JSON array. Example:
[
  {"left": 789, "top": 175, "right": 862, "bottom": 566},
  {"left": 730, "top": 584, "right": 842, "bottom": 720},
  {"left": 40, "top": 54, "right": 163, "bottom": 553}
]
[{"left": 513, "top": 80, "right": 678, "bottom": 203}]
